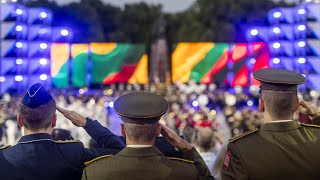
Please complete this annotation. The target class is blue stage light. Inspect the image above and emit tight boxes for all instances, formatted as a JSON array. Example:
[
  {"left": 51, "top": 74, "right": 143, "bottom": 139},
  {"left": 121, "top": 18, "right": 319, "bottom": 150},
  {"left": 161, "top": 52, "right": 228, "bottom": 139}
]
[
  {"left": 40, "top": 43, "right": 48, "bottom": 49},
  {"left": 250, "top": 58, "right": 256, "bottom": 64},
  {"left": 16, "top": 59, "right": 23, "bottom": 65},
  {"left": 273, "top": 58, "right": 281, "bottom": 64},
  {"left": 15, "top": 75, "right": 23, "bottom": 81},
  {"left": 15, "top": 25, "right": 23, "bottom": 32},
  {"left": 39, "top": 58, "right": 48, "bottom": 65},
  {"left": 247, "top": 100, "right": 254, "bottom": 107},
  {"left": 39, "top": 28, "right": 47, "bottom": 35},
  {"left": 40, "top": 11, "right": 47, "bottom": 19},
  {"left": 61, "top": 29, "right": 69, "bottom": 36},
  {"left": 109, "top": 102, "right": 114, "bottom": 108},
  {"left": 273, "top": 27, "right": 281, "bottom": 34},
  {"left": 250, "top": 29, "right": 258, "bottom": 36},
  {"left": 298, "top": 24, "right": 306, "bottom": 31},
  {"left": 273, "top": 11, "right": 282, "bottom": 18},
  {"left": 0, "top": 76, "right": 6, "bottom": 83},
  {"left": 40, "top": 74, "right": 48, "bottom": 81},
  {"left": 298, "top": 41, "right": 306, "bottom": 47},
  {"left": 298, "top": 57, "right": 306, "bottom": 64},
  {"left": 273, "top": 42, "right": 281, "bottom": 49},
  {"left": 192, "top": 101, "right": 199, "bottom": 107},
  {"left": 15, "top": 9, "right": 23, "bottom": 15},
  {"left": 15, "top": 42, "right": 23, "bottom": 48},
  {"left": 298, "top": 9, "right": 306, "bottom": 15}
]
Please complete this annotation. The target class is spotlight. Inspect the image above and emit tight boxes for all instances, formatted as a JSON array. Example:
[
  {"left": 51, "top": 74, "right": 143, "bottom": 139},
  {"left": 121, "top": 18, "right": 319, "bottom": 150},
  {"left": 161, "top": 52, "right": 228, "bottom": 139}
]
[
  {"left": 16, "top": 58, "right": 23, "bottom": 65},
  {"left": 192, "top": 101, "right": 199, "bottom": 107},
  {"left": 0, "top": 76, "right": 6, "bottom": 83},
  {"left": 40, "top": 43, "right": 48, "bottom": 49},
  {"left": 298, "top": 57, "right": 306, "bottom": 64},
  {"left": 273, "top": 58, "right": 281, "bottom": 64},
  {"left": 273, "top": 11, "right": 282, "bottom": 18},
  {"left": 40, "top": 74, "right": 48, "bottom": 81},
  {"left": 60, "top": 29, "right": 69, "bottom": 36},
  {"left": 298, "top": 9, "right": 306, "bottom": 15},
  {"left": 298, "top": 41, "right": 306, "bottom": 48},
  {"left": 15, "top": 25, "right": 23, "bottom": 32},
  {"left": 104, "top": 102, "right": 109, "bottom": 108},
  {"left": 247, "top": 100, "right": 254, "bottom": 107},
  {"left": 11, "top": 0, "right": 17, "bottom": 2},
  {"left": 1, "top": 0, "right": 6, "bottom": 3},
  {"left": 298, "top": 24, "right": 306, "bottom": 31},
  {"left": 250, "top": 29, "right": 258, "bottom": 36},
  {"left": 306, "top": 0, "right": 311, "bottom": 2},
  {"left": 273, "top": 27, "right": 281, "bottom": 34},
  {"left": 109, "top": 101, "right": 114, "bottom": 108},
  {"left": 39, "top": 58, "right": 48, "bottom": 65},
  {"left": 250, "top": 58, "right": 256, "bottom": 64},
  {"left": 40, "top": 12, "right": 47, "bottom": 19},
  {"left": 273, "top": 42, "right": 281, "bottom": 49},
  {"left": 15, "top": 75, "right": 23, "bottom": 82},
  {"left": 15, "top": 42, "right": 23, "bottom": 48},
  {"left": 15, "top": 9, "right": 23, "bottom": 15}
]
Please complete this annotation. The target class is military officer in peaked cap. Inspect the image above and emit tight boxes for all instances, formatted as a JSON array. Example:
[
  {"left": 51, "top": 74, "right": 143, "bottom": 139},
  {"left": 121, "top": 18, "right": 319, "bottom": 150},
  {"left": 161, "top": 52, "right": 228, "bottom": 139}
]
[
  {"left": 0, "top": 83, "right": 125, "bottom": 180},
  {"left": 222, "top": 68, "right": 320, "bottom": 180},
  {"left": 82, "top": 92, "right": 214, "bottom": 180}
]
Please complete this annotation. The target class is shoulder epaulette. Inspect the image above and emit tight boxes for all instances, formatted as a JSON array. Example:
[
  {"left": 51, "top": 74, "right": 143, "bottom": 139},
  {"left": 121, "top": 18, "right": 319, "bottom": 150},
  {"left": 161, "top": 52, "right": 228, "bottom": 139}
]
[
  {"left": 54, "top": 140, "right": 81, "bottom": 144},
  {"left": 84, "top": 154, "right": 112, "bottom": 166},
  {"left": 167, "top": 157, "right": 194, "bottom": 164},
  {"left": 300, "top": 123, "right": 320, "bottom": 128},
  {"left": 0, "top": 145, "right": 11, "bottom": 150},
  {"left": 229, "top": 128, "right": 258, "bottom": 143}
]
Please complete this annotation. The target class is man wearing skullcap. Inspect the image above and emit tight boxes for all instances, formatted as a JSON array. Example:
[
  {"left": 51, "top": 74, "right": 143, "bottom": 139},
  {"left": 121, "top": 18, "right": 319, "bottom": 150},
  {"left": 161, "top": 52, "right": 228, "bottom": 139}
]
[
  {"left": 82, "top": 92, "right": 214, "bottom": 180},
  {"left": 222, "top": 68, "right": 320, "bottom": 179},
  {"left": 0, "top": 83, "right": 125, "bottom": 180}
]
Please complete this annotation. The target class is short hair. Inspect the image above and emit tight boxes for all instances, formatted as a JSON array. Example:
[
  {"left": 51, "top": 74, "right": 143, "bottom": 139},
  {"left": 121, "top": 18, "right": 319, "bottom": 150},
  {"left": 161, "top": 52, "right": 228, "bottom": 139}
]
[
  {"left": 124, "top": 122, "right": 158, "bottom": 142},
  {"left": 198, "top": 128, "right": 215, "bottom": 151},
  {"left": 18, "top": 99, "right": 56, "bottom": 131},
  {"left": 262, "top": 90, "right": 297, "bottom": 119}
]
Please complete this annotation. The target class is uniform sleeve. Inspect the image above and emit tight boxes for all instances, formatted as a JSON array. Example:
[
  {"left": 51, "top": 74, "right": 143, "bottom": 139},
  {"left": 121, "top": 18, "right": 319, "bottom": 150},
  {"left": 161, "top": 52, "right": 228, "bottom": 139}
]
[
  {"left": 181, "top": 147, "right": 214, "bottom": 180},
  {"left": 83, "top": 119, "right": 125, "bottom": 149},
  {"left": 312, "top": 116, "right": 320, "bottom": 126},
  {"left": 221, "top": 143, "right": 248, "bottom": 180}
]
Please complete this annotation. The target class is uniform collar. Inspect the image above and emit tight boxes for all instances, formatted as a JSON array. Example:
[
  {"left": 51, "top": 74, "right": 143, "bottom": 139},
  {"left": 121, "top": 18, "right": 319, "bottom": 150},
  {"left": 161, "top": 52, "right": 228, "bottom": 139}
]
[
  {"left": 260, "top": 120, "right": 301, "bottom": 132},
  {"left": 18, "top": 133, "right": 53, "bottom": 144},
  {"left": 117, "top": 146, "right": 163, "bottom": 157}
]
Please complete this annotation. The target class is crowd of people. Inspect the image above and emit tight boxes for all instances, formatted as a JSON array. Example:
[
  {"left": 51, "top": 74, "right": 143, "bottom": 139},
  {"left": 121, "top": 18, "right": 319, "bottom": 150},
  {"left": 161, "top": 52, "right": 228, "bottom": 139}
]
[{"left": 0, "top": 79, "right": 320, "bottom": 179}]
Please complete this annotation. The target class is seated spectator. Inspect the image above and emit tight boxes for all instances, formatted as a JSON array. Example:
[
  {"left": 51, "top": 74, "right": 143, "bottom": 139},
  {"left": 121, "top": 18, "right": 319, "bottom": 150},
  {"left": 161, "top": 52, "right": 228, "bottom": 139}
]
[
  {"left": 52, "top": 128, "right": 74, "bottom": 141},
  {"left": 82, "top": 92, "right": 214, "bottom": 180},
  {"left": 197, "top": 127, "right": 216, "bottom": 173},
  {"left": 0, "top": 83, "right": 124, "bottom": 180}
]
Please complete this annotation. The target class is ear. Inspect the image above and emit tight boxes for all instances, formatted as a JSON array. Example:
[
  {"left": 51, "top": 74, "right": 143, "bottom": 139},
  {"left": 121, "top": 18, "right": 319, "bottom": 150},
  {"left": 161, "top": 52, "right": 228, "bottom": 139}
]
[
  {"left": 294, "top": 96, "right": 300, "bottom": 111},
  {"left": 155, "top": 123, "right": 161, "bottom": 137},
  {"left": 51, "top": 114, "right": 57, "bottom": 128},
  {"left": 17, "top": 114, "right": 24, "bottom": 128},
  {"left": 259, "top": 98, "right": 265, "bottom": 112},
  {"left": 121, "top": 124, "right": 126, "bottom": 137}
]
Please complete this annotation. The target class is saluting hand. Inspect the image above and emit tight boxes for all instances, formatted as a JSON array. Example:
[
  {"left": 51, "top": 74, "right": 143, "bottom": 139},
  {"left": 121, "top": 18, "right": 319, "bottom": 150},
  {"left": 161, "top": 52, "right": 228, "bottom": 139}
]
[
  {"left": 298, "top": 99, "right": 320, "bottom": 119},
  {"left": 57, "top": 106, "right": 87, "bottom": 127},
  {"left": 160, "top": 124, "right": 193, "bottom": 151}
]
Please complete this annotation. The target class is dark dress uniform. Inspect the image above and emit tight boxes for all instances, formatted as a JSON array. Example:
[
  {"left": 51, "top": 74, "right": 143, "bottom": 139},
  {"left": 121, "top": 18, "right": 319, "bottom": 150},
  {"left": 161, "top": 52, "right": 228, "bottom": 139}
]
[
  {"left": 0, "top": 83, "right": 125, "bottom": 180},
  {"left": 222, "top": 69, "right": 320, "bottom": 180},
  {"left": 82, "top": 92, "right": 214, "bottom": 180}
]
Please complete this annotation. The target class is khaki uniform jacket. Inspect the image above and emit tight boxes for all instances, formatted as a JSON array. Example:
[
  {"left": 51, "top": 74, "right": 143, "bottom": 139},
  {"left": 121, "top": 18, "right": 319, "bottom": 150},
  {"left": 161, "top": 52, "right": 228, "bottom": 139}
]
[
  {"left": 222, "top": 117, "right": 320, "bottom": 180},
  {"left": 82, "top": 146, "right": 214, "bottom": 180}
]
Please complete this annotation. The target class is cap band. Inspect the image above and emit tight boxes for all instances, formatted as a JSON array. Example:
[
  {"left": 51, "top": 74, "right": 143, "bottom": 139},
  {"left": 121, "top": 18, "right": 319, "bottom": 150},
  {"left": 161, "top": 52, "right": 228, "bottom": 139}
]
[
  {"left": 260, "top": 82, "right": 298, "bottom": 91},
  {"left": 120, "top": 116, "right": 160, "bottom": 124}
]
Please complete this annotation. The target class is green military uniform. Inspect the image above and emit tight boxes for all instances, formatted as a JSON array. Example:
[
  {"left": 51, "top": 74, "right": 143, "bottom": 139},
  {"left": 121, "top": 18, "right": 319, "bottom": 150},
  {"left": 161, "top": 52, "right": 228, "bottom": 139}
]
[
  {"left": 221, "top": 68, "right": 320, "bottom": 180},
  {"left": 82, "top": 92, "right": 213, "bottom": 180},
  {"left": 82, "top": 146, "right": 212, "bottom": 180}
]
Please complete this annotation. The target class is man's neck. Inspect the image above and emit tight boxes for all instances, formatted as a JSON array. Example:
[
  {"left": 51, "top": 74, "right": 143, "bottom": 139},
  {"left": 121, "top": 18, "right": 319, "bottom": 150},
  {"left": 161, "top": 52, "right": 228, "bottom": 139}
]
[
  {"left": 125, "top": 138, "right": 155, "bottom": 146},
  {"left": 23, "top": 128, "right": 52, "bottom": 136}
]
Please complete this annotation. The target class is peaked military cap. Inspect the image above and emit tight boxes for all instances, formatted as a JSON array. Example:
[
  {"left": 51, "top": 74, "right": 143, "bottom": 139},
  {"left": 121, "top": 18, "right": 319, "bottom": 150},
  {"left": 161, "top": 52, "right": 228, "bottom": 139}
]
[
  {"left": 22, "top": 83, "right": 53, "bottom": 108},
  {"left": 114, "top": 92, "right": 168, "bottom": 124},
  {"left": 253, "top": 68, "right": 306, "bottom": 91}
]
